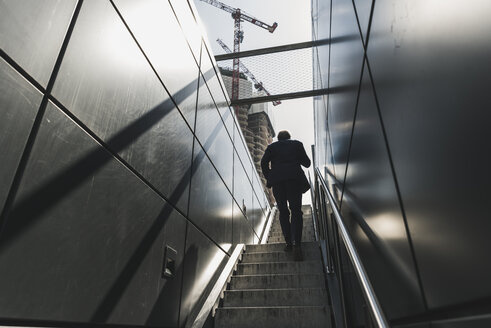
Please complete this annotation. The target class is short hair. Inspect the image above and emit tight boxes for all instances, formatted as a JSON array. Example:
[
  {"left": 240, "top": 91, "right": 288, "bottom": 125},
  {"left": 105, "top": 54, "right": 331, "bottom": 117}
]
[{"left": 277, "top": 130, "right": 291, "bottom": 141}]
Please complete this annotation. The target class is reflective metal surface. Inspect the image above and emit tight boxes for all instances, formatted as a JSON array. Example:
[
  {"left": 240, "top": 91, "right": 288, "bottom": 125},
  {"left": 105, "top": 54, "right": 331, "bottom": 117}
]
[
  {"left": 247, "top": 196, "right": 259, "bottom": 244},
  {"left": 251, "top": 196, "right": 267, "bottom": 244},
  {"left": 220, "top": 102, "right": 235, "bottom": 145},
  {"left": 0, "top": 0, "right": 271, "bottom": 326},
  {"left": 168, "top": 0, "right": 202, "bottom": 62},
  {"left": 187, "top": 243, "right": 244, "bottom": 328},
  {"left": 312, "top": 22, "right": 331, "bottom": 173},
  {"left": 232, "top": 149, "right": 253, "bottom": 226},
  {"left": 368, "top": 0, "right": 491, "bottom": 310},
  {"left": 188, "top": 139, "right": 233, "bottom": 246},
  {"left": 315, "top": 167, "right": 389, "bottom": 328},
  {"left": 0, "top": 58, "right": 42, "bottom": 213},
  {"left": 327, "top": 0, "right": 364, "bottom": 186},
  {"left": 313, "top": 93, "right": 328, "bottom": 172},
  {"left": 252, "top": 184, "right": 267, "bottom": 236},
  {"left": 200, "top": 44, "right": 234, "bottom": 135},
  {"left": 397, "top": 323, "right": 430, "bottom": 328},
  {"left": 261, "top": 190, "right": 270, "bottom": 213},
  {"left": 256, "top": 175, "right": 266, "bottom": 211},
  {"left": 233, "top": 124, "right": 254, "bottom": 182},
  {"left": 341, "top": 66, "right": 424, "bottom": 318},
  {"left": 52, "top": 0, "right": 194, "bottom": 214},
  {"left": 353, "top": 0, "right": 373, "bottom": 44},
  {"left": 179, "top": 223, "right": 229, "bottom": 326},
  {"left": 195, "top": 74, "right": 233, "bottom": 190},
  {"left": 0, "top": 0, "right": 77, "bottom": 86},
  {"left": 315, "top": 0, "right": 491, "bottom": 324},
  {"left": 314, "top": 0, "right": 331, "bottom": 89},
  {"left": 113, "top": 0, "right": 201, "bottom": 129},
  {"left": 431, "top": 315, "right": 491, "bottom": 328},
  {"left": 232, "top": 201, "right": 254, "bottom": 245},
  {"left": 0, "top": 102, "right": 186, "bottom": 326}
]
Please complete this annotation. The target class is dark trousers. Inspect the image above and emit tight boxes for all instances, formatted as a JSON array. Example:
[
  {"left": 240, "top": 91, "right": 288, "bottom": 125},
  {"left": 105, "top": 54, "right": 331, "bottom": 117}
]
[{"left": 272, "top": 180, "right": 303, "bottom": 245}]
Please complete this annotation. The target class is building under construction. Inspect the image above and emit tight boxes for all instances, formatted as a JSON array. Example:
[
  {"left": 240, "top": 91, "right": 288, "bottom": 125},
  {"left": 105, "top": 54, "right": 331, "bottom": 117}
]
[{"left": 218, "top": 67, "right": 275, "bottom": 206}]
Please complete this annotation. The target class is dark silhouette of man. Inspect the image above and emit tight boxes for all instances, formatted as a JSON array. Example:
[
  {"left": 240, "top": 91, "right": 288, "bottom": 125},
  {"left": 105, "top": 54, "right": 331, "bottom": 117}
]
[{"left": 261, "top": 130, "right": 311, "bottom": 261}]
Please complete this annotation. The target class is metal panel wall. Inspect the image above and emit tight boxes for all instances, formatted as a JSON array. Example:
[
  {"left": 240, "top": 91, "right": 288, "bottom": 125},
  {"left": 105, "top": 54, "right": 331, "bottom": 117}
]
[
  {"left": 368, "top": 0, "right": 491, "bottom": 311},
  {"left": 52, "top": 0, "right": 194, "bottom": 214},
  {"left": 341, "top": 66, "right": 424, "bottom": 318},
  {"left": 194, "top": 74, "right": 234, "bottom": 191},
  {"left": 0, "top": 0, "right": 268, "bottom": 326},
  {"left": 0, "top": 59, "right": 42, "bottom": 213},
  {"left": 0, "top": 102, "right": 187, "bottom": 326},
  {"left": 0, "top": 0, "right": 77, "bottom": 87},
  {"left": 114, "top": 0, "right": 201, "bottom": 130},
  {"left": 327, "top": 0, "right": 364, "bottom": 193},
  {"left": 188, "top": 137, "right": 233, "bottom": 248},
  {"left": 313, "top": 0, "right": 491, "bottom": 325}
]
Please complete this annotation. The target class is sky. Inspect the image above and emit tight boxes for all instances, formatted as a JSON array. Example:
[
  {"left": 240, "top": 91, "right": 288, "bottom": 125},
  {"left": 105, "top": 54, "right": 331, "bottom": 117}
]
[
  {"left": 191, "top": 0, "right": 316, "bottom": 199},
  {"left": 192, "top": 0, "right": 312, "bottom": 54}
]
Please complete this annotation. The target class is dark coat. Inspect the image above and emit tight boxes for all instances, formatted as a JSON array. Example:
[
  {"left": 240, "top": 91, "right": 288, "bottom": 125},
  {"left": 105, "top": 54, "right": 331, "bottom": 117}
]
[{"left": 260, "top": 139, "right": 311, "bottom": 188}]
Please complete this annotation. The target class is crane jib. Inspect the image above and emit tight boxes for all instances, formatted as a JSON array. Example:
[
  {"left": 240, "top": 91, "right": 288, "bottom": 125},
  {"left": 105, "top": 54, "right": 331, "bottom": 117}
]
[
  {"left": 200, "top": 0, "right": 278, "bottom": 102},
  {"left": 199, "top": 0, "right": 277, "bottom": 32}
]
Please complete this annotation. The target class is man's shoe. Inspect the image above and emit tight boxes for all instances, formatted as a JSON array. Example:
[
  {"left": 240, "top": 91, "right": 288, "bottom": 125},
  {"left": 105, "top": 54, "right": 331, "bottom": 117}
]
[
  {"left": 284, "top": 244, "right": 293, "bottom": 252},
  {"left": 293, "top": 246, "right": 303, "bottom": 261}
]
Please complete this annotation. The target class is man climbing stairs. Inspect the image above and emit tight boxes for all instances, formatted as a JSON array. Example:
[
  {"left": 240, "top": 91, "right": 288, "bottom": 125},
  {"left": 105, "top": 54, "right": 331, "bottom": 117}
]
[{"left": 214, "top": 205, "right": 331, "bottom": 328}]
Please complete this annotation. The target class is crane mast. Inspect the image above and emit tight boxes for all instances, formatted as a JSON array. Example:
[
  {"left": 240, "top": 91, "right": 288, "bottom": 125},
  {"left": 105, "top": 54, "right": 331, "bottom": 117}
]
[
  {"left": 198, "top": 0, "right": 277, "bottom": 104},
  {"left": 216, "top": 39, "right": 280, "bottom": 106}
]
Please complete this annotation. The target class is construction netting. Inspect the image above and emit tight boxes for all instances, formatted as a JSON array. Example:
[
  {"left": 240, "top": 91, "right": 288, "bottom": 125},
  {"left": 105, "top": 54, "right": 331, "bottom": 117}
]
[{"left": 214, "top": 46, "right": 313, "bottom": 104}]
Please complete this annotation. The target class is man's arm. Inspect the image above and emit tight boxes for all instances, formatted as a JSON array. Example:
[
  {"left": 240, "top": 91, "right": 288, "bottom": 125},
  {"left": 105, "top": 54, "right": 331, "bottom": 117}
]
[
  {"left": 261, "top": 146, "right": 272, "bottom": 180},
  {"left": 298, "top": 142, "right": 311, "bottom": 168}
]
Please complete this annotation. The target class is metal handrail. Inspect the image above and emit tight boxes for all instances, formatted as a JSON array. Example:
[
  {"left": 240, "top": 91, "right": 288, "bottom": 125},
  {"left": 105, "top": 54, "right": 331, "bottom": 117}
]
[
  {"left": 314, "top": 167, "right": 390, "bottom": 328},
  {"left": 260, "top": 206, "right": 277, "bottom": 244}
]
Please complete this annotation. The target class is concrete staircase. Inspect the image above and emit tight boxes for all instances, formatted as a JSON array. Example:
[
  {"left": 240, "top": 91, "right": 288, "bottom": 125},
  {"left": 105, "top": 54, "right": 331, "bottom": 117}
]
[{"left": 214, "top": 205, "right": 331, "bottom": 328}]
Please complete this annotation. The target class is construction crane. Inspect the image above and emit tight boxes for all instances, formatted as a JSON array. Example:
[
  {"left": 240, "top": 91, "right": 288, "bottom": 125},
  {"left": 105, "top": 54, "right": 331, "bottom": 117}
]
[
  {"left": 198, "top": 0, "right": 278, "bottom": 103},
  {"left": 216, "top": 38, "right": 281, "bottom": 106}
]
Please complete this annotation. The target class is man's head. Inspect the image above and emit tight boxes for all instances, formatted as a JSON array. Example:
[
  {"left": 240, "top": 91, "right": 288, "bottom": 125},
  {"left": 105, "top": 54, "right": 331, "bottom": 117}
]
[{"left": 277, "top": 130, "right": 291, "bottom": 141}]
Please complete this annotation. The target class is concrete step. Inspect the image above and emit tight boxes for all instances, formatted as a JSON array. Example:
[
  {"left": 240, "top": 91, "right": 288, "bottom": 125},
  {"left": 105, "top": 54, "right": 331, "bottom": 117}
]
[
  {"left": 269, "top": 228, "right": 314, "bottom": 237},
  {"left": 270, "top": 223, "right": 312, "bottom": 226},
  {"left": 270, "top": 226, "right": 315, "bottom": 232},
  {"left": 271, "top": 220, "right": 313, "bottom": 227},
  {"left": 215, "top": 306, "right": 331, "bottom": 328},
  {"left": 241, "top": 249, "right": 320, "bottom": 263},
  {"left": 245, "top": 242, "right": 319, "bottom": 253},
  {"left": 268, "top": 234, "right": 316, "bottom": 242},
  {"left": 236, "top": 260, "right": 323, "bottom": 275},
  {"left": 268, "top": 238, "right": 281, "bottom": 243},
  {"left": 270, "top": 225, "right": 314, "bottom": 233},
  {"left": 222, "top": 288, "right": 329, "bottom": 307},
  {"left": 268, "top": 235, "right": 316, "bottom": 243},
  {"left": 269, "top": 232, "right": 315, "bottom": 238},
  {"left": 272, "top": 216, "right": 313, "bottom": 223},
  {"left": 269, "top": 226, "right": 314, "bottom": 235},
  {"left": 229, "top": 273, "right": 325, "bottom": 290}
]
